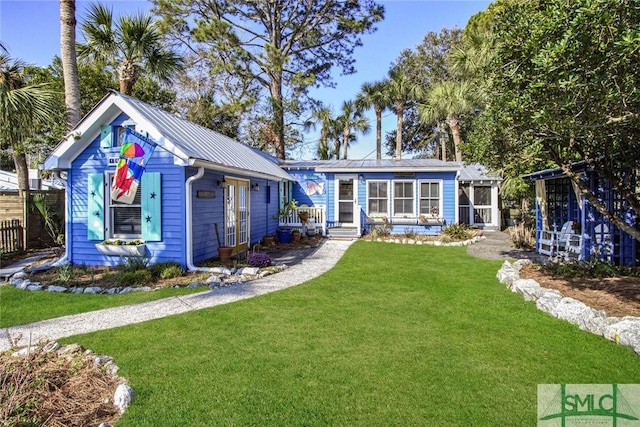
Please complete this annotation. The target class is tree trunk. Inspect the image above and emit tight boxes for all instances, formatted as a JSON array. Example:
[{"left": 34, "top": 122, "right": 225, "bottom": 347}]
[
  {"left": 375, "top": 108, "right": 382, "bottom": 160},
  {"left": 438, "top": 120, "right": 446, "bottom": 161},
  {"left": 269, "top": 75, "right": 286, "bottom": 160},
  {"left": 395, "top": 100, "right": 403, "bottom": 160},
  {"left": 447, "top": 114, "right": 463, "bottom": 162},
  {"left": 118, "top": 61, "right": 137, "bottom": 96},
  {"left": 60, "top": 0, "right": 81, "bottom": 131},
  {"left": 342, "top": 128, "right": 349, "bottom": 159},
  {"left": 13, "top": 152, "right": 30, "bottom": 195}
]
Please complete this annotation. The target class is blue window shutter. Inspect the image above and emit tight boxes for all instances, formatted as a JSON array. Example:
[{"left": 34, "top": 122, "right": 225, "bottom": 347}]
[
  {"left": 142, "top": 172, "right": 162, "bottom": 241},
  {"left": 87, "top": 173, "right": 105, "bottom": 240},
  {"left": 100, "top": 125, "right": 112, "bottom": 148}
]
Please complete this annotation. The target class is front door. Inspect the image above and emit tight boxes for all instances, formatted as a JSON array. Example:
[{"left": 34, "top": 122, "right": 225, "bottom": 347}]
[
  {"left": 336, "top": 176, "right": 357, "bottom": 225},
  {"left": 224, "top": 178, "right": 249, "bottom": 254}
]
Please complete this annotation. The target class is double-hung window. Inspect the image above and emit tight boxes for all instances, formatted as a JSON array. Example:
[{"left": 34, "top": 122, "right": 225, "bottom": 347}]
[
  {"left": 108, "top": 174, "right": 142, "bottom": 238},
  {"left": 367, "top": 181, "right": 388, "bottom": 215},
  {"left": 393, "top": 181, "right": 414, "bottom": 216},
  {"left": 419, "top": 181, "right": 441, "bottom": 217}
]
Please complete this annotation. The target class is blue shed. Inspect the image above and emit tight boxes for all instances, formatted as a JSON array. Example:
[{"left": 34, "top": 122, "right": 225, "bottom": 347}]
[
  {"left": 44, "top": 91, "right": 294, "bottom": 268},
  {"left": 523, "top": 164, "right": 637, "bottom": 266}
]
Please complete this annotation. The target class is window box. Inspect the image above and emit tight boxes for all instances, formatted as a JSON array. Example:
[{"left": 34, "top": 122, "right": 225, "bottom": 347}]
[
  {"left": 391, "top": 217, "right": 418, "bottom": 225},
  {"left": 96, "top": 240, "right": 146, "bottom": 257}
]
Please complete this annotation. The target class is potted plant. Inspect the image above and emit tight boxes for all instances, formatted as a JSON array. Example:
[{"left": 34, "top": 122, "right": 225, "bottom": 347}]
[
  {"left": 263, "top": 235, "right": 275, "bottom": 246},
  {"left": 292, "top": 229, "right": 301, "bottom": 243},
  {"left": 275, "top": 200, "right": 298, "bottom": 244}
]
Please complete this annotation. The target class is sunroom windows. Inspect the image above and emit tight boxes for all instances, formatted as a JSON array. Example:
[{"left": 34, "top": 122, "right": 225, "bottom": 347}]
[
  {"left": 367, "top": 181, "right": 388, "bottom": 215},
  {"left": 366, "top": 179, "right": 442, "bottom": 219}
]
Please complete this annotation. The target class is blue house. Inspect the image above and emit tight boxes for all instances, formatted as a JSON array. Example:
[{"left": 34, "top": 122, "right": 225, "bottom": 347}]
[
  {"left": 44, "top": 91, "right": 294, "bottom": 268},
  {"left": 523, "top": 164, "right": 637, "bottom": 266},
  {"left": 280, "top": 160, "right": 502, "bottom": 238},
  {"left": 44, "top": 92, "right": 502, "bottom": 269}
]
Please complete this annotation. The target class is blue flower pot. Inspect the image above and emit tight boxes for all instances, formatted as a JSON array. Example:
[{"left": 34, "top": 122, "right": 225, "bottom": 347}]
[{"left": 276, "top": 228, "right": 292, "bottom": 244}]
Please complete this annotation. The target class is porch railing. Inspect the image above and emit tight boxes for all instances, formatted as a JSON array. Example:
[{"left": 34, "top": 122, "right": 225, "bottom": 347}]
[{"left": 279, "top": 205, "right": 327, "bottom": 236}]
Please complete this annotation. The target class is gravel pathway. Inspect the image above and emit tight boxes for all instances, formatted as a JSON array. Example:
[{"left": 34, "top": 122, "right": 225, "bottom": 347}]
[{"left": 0, "top": 239, "right": 354, "bottom": 351}]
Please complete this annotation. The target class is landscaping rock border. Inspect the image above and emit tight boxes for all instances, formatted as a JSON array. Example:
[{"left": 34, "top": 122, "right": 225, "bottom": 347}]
[
  {"left": 4, "top": 264, "right": 289, "bottom": 295},
  {"left": 367, "top": 235, "right": 485, "bottom": 246},
  {"left": 497, "top": 259, "right": 640, "bottom": 355}
]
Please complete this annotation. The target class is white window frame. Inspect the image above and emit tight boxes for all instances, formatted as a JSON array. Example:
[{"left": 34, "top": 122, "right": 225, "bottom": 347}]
[
  {"left": 366, "top": 180, "right": 390, "bottom": 217},
  {"left": 106, "top": 172, "right": 143, "bottom": 239},
  {"left": 418, "top": 180, "right": 443, "bottom": 218},
  {"left": 392, "top": 180, "right": 415, "bottom": 217}
]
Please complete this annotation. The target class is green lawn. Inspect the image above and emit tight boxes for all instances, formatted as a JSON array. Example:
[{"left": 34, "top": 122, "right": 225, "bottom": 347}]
[
  {"left": 0, "top": 285, "right": 205, "bottom": 327},
  {"left": 53, "top": 241, "right": 640, "bottom": 426}
]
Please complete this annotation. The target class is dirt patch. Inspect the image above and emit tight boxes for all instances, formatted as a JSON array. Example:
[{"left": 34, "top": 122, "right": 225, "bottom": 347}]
[{"left": 519, "top": 264, "right": 640, "bottom": 317}]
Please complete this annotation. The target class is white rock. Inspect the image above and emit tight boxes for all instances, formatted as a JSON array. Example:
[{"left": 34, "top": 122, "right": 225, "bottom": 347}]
[
  {"left": 12, "top": 346, "right": 40, "bottom": 357},
  {"left": 511, "top": 279, "right": 544, "bottom": 301},
  {"left": 15, "top": 279, "right": 30, "bottom": 290},
  {"left": 26, "top": 284, "right": 43, "bottom": 291},
  {"left": 46, "top": 285, "right": 68, "bottom": 292},
  {"left": 119, "top": 287, "right": 135, "bottom": 294},
  {"left": 114, "top": 383, "right": 136, "bottom": 413},
  {"left": 554, "top": 297, "right": 607, "bottom": 331},
  {"left": 605, "top": 317, "right": 640, "bottom": 354},
  {"left": 186, "top": 282, "right": 202, "bottom": 288},
  {"left": 238, "top": 267, "right": 259, "bottom": 276},
  {"left": 84, "top": 286, "right": 103, "bottom": 294},
  {"left": 496, "top": 261, "right": 519, "bottom": 286},
  {"left": 43, "top": 341, "right": 62, "bottom": 353},
  {"left": 535, "top": 289, "right": 564, "bottom": 315},
  {"left": 513, "top": 259, "right": 532, "bottom": 271}
]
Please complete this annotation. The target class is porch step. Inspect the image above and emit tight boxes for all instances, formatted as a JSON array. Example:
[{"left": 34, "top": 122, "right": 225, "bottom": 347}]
[{"left": 327, "top": 227, "right": 360, "bottom": 240}]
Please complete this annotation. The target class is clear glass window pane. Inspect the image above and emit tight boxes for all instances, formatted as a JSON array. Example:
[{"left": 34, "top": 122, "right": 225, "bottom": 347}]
[{"left": 474, "top": 186, "right": 491, "bottom": 205}]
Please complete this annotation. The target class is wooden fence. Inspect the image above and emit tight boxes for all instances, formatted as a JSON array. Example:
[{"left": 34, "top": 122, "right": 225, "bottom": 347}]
[
  {"left": 0, "top": 219, "right": 23, "bottom": 253},
  {"left": 0, "top": 190, "right": 65, "bottom": 253}
]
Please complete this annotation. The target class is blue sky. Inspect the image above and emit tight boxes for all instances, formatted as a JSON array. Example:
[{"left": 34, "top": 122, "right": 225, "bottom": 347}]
[{"left": 0, "top": 0, "right": 491, "bottom": 159}]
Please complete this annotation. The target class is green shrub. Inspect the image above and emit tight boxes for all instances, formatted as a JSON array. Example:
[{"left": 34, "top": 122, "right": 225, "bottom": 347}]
[
  {"left": 441, "top": 223, "right": 471, "bottom": 241},
  {"left": 541, "top": 259, "right": 640, "bottom": 279},
  {"left": 116, "top": 269, "right": 153, "bottom": 287},
  {"left": 149, "top": 261, "right": 184, "bottom": 279},
  {"left": 56, "top": 264, "right": 75, "bottom": 283},
  {"left": 118, "top": 256, "right": 149, "bottom": 273},
  {"left": 368, "top": 219, "right": 392, "bottom": 239}
]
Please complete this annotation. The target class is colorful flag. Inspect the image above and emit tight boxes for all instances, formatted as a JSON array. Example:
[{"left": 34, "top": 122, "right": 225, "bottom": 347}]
[{"left": 110, "top": 128, "right": 156, "bottom": 204}]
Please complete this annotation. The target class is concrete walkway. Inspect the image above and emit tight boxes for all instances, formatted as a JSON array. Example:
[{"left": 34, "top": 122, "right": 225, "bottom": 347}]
[
  {"left": 467, "top": 230, "right": 544, "bottom": 263},
  {"left": 0, "top": 239, "right": 354, "bottom": 351}
]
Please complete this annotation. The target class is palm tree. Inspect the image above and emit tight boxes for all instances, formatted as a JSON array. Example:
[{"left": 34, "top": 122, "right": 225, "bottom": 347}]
[
  {"left": 419, "top": 80, "right": 475, "bottom": 162},
  {"left": 60, "top": 0, "right": 81, "bottom": 130},
  {"left": 336, "top": 100, "right": 370, "bottom": 160},
  {"left": 0, "top": 54, "right": 56, "bottom": 193},
  {"left": 306, "top": 106, "right": 338, "bottom": 160},
  {"left": 77, "top": 3, "right": 182, "bottom": 95},
  {"left": 385, "top": 68, "right": 419, "bottom": 160},
  {"left": 356, "top": 80, "right": 388, "bottom": 160}
]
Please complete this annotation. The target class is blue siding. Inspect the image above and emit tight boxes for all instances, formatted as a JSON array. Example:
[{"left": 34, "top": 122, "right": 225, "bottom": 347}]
[
  {"left": 190, "top": 169, "right": 224, "bottom": 263},
  {"left": 249, "top": 178, "right": 280, "bottom": 245},
  {"left": 70, "top": 113, "right": 186, "bottom": 267},
  {"left": 286, "top": 169, "right": 458, "bottom": 236}
]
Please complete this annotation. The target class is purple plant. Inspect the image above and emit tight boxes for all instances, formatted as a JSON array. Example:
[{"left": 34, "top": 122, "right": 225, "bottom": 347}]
[{"left": 247, "top": 252, "right": 272, "bottom": 267}]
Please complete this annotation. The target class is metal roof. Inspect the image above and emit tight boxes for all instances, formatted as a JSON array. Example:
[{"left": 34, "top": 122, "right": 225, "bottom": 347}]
[
  {"left": 117, "top": 93, "right": 294, "bottom": 181},
  {"left": 45, "top": 91, "right": 294, "bottom": 182},
  {"left": 521, "top": 161, "right": 589, "bottom": 181},
  {"left": 458, "top": 164, "right": 502, "bottom": 182},
  {"left": 281, "top": 158, "right": 463, "bottom": 172}
]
